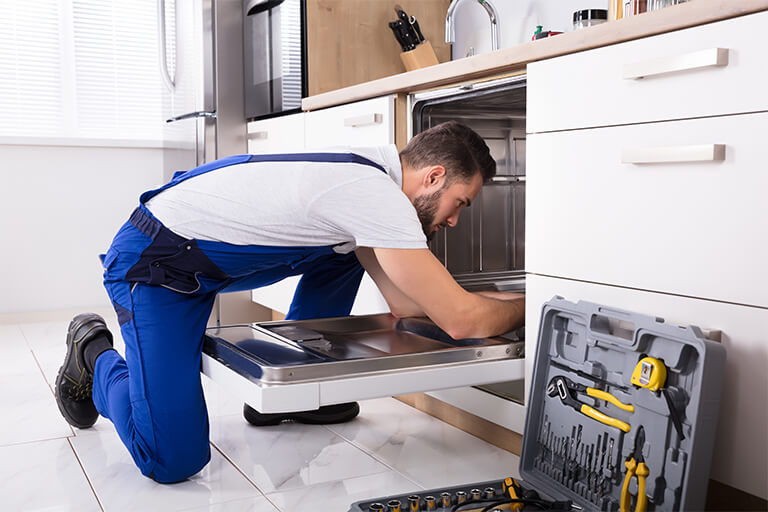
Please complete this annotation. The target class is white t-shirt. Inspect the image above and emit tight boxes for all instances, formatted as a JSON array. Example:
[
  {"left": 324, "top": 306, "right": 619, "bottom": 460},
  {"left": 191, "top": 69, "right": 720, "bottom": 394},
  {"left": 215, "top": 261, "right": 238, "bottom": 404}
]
[{"left": 145, "top": 145, "right": 427, "bottom": 254}]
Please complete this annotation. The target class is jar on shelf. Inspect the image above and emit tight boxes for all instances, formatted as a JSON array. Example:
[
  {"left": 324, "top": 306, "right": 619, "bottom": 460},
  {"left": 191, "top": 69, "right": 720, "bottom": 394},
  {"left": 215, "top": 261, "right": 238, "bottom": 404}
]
[{"left": 573, "top": 9, "right": 608, "bottom": 29}]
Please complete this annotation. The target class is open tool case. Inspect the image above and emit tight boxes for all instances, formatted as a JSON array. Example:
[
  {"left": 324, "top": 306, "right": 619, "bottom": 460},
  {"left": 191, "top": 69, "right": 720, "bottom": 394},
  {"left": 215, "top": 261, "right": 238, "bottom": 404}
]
[{"left": 349, "top": 298, "right": 726, "bottom": 512}]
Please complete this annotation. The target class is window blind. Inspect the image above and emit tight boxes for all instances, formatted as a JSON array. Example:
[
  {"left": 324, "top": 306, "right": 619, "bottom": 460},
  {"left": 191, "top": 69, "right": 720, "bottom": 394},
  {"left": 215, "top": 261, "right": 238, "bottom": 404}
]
[
  {"left": 0, "top": 1, "right": 63, "bottom": 136},
  {"left": 0, "top": 0, "right": 165, "bottom": 143}
]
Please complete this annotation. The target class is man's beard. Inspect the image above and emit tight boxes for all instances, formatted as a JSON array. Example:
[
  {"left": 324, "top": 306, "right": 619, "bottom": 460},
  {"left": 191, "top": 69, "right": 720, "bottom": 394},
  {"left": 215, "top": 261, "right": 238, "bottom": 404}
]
[{"left": 414, "top": 188, "right": 444, "bottom": 241}]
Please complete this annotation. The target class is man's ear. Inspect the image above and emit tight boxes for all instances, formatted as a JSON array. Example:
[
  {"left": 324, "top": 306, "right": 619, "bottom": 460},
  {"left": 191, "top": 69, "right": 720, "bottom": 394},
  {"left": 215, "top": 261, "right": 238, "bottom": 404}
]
[{"left": 424, "top": 165, "right": 446, "bottom": 189}]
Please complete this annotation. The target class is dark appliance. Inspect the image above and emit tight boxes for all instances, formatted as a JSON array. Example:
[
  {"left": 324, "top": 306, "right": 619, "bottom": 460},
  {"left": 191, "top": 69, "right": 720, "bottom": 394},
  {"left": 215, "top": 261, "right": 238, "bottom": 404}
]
[{"left": 243, "top": 0, "right": 307, "bottom": 120}]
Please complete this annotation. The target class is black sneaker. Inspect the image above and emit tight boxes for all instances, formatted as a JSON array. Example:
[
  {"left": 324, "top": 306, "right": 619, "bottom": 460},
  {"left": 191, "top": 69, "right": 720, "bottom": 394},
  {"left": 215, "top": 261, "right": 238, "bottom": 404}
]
[
  {"left": 243, "top": 402, "right": 360, "bottom": 427},
  {"left": 55, "top": 313, "right": 113, "bottom": 429}
]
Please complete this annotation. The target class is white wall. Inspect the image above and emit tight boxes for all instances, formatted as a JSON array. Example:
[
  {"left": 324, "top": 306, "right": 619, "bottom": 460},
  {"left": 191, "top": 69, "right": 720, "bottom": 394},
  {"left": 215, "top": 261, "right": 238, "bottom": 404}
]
[
  {"left": 0, "top": 144, "right": 175, "bottom": 314},
  {"left": 452, "top": 0, "right": 609, "bottom": 59}
]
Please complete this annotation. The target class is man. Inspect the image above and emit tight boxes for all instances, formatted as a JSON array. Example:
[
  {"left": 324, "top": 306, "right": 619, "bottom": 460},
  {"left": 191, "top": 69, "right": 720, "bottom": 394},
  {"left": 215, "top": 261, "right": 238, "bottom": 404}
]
[{"left": 54, "top": 121, "right": 524, "bottom": 483}]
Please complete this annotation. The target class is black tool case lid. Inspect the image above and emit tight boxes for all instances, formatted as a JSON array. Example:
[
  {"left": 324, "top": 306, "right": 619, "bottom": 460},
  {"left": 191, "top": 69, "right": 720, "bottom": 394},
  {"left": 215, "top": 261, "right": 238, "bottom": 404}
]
[{"left": 520, "top": 297, "right": 726, "bottom": 511}]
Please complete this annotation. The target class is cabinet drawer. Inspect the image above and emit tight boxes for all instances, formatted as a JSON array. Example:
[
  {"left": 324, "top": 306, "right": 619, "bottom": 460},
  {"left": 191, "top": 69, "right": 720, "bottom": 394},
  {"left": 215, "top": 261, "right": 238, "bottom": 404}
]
[
  {"left": 526, "top": 111, "right": 768, "bottom": 308},
  {"left": 305, "top": 95, "right": 395, "bottom": 149},
  {"left": 246, "top": 113, "right": 305, "bottom": 154},
  {"left": 524, "top": 274, "right": 768, "bottom": 499},
  {"left": 527, "top": 11, "right": 768, "bottom": 133}
]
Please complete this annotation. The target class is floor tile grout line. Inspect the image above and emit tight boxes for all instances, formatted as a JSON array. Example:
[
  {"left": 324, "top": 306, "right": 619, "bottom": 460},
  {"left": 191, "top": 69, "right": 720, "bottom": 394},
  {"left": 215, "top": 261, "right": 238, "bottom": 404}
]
[
  {"left": 208, "top": 440, "right": 284, "bottom": 511},
  {"left": 320, "top": 423, "right": 425, "bottom": 490},
  {"left": 25, "top": 330, "right": 78, "bottom": 437},
  {"left": 0, "top": 433, "right": 78, "bottom": 449},
  {"left": 66, "top": 436, "right": 105, "bottom": 512}
]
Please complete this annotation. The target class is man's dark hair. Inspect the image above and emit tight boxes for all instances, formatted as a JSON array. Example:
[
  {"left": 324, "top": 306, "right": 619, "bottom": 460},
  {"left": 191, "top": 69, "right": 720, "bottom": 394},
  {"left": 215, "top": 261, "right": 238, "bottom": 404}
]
[{"left": 399, "top": 121, "right": 496, "bottom": 183}]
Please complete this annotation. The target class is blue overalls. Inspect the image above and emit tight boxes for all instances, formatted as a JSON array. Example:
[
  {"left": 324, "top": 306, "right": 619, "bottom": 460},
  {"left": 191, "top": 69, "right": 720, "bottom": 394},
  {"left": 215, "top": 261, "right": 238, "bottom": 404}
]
[{"left": 93, "top": 153, "right": 384, "bottom": 483}]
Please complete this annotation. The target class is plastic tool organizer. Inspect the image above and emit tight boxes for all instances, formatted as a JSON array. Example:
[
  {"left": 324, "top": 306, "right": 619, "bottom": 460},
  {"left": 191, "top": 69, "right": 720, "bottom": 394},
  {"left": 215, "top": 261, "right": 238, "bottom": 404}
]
[{"left": 348, "top": 297, "right": 726, "bottom": 512}]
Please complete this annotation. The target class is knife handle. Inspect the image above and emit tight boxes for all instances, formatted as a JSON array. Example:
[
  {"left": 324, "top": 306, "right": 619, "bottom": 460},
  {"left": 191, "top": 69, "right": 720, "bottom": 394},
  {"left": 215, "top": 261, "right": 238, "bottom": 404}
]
[{"left": 410, "top": 16, "right": 425, "bottom": 42}]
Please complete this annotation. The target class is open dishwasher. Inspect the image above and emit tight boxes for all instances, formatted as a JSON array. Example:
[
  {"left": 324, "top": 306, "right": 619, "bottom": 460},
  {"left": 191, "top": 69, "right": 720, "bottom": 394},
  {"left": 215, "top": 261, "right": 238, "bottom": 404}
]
[
  {"left": 202, "top": 75, "right": 529, "bottom": 414},
  {"left": 412, "top": 74, "right": 529, "bottom": 409},
  {"left": 202, "top": 314, "right": 524, "bottom": 413}
]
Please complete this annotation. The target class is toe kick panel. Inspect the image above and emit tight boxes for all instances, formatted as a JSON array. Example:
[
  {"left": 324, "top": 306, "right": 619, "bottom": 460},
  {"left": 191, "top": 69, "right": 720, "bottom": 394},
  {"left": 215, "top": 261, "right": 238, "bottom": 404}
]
[{"left": 201, "top": 314, "right": 525, "bottom": 413}]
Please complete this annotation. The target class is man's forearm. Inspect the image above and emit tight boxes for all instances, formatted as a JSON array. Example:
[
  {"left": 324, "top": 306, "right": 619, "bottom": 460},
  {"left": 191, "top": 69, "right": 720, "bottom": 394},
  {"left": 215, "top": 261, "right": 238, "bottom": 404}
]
[
  {"left": 451, "top": 294, "right": 525, "bottom": 339},
  {"left": 475, "top": 290, "right": 524, "bottom": 301}
]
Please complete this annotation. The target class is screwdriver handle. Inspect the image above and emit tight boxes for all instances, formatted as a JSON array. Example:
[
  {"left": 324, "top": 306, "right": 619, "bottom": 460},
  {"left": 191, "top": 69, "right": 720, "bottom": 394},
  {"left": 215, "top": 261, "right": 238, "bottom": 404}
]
[
  {"left": 580, "top": 404, "right": 631, "bottom": 433},
  {"left": 587, "top": 387, "right": 635, "bottom": 412}
]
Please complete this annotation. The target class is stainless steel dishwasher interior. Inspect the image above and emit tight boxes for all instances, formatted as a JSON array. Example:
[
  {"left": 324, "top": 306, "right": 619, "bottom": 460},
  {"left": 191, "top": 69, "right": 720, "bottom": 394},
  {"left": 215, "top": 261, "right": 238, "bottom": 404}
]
[
  {"left": 412, "top": 76, "right": 527, "bottom": 404},
  {"left": 203, "top": 314, "right": 524, "bottom": 383}
]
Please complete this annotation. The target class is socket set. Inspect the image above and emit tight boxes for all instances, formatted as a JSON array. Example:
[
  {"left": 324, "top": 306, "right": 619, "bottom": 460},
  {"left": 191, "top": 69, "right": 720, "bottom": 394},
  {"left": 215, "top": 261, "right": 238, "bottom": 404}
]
[
  {"left": 351, "top": 478, "right": 571, "bottom": 511},
  {"left": 349, "top": 299, "right": 726, "bottom": 511}
]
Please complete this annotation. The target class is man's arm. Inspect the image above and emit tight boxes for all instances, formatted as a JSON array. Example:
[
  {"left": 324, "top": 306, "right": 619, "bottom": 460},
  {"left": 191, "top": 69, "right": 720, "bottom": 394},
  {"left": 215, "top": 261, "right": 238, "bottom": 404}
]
[
  {"left": 362, "top": 247, "right": 524, "bottom": 339},
  {"left": 355, "top": 247, "right": 424, "bottom": 318},
  {"left": 476, "top": 290, "right": 525, "bottom": 301}
]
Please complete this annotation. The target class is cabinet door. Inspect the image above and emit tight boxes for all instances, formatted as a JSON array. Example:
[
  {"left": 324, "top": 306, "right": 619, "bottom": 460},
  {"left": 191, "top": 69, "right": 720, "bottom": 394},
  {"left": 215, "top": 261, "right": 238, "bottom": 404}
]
[
  {"left": 526, "top": 111, "right": 768, "bottom": 308},
  {"left": 304, "top": 95, "right": 395, "bottom": 148},
  {"left": 525, "top": 273, "right": 768, "bottom": 499},
  {"left": 252, "top": 272, "right": 390, "bottom": 316},
  {"left": 527, "top": 11, "right": 768, "bottom": 133},
  {"left": 247, "top": 113, "right": 305, "bottom": 154}
]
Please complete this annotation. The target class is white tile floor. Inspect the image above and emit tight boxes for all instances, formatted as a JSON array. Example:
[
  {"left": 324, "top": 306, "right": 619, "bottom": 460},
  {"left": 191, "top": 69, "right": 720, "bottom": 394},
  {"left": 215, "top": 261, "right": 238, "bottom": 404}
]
[{"left": 0, "top": 316, "right": 521, "bottom": 512}]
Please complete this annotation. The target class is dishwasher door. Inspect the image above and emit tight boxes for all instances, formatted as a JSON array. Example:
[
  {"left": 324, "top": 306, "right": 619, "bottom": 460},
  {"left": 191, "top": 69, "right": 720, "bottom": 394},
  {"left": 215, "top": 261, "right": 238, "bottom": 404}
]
[{"left": 202, "top": 314, "right": 525, "bottom": 413}]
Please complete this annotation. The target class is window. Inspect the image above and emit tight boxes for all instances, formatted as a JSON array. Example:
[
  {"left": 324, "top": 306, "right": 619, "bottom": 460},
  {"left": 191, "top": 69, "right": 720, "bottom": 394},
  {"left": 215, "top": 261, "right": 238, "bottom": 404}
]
[{"left": 0, "top": 0, "right": 167, "bottom": 144}]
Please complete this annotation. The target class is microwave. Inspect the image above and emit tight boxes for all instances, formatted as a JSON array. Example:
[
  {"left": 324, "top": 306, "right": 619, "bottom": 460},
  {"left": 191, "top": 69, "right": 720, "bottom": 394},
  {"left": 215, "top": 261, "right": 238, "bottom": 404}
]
[{"left": 243, "top": 0, "right": 307, "bottom": 120}]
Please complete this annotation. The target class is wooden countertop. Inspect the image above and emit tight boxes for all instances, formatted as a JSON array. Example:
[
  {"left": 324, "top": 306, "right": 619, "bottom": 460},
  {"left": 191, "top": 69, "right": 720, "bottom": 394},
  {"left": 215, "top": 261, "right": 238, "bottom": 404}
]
[{"left": 302, "top": 0, "right": 768, "bottom": 111}]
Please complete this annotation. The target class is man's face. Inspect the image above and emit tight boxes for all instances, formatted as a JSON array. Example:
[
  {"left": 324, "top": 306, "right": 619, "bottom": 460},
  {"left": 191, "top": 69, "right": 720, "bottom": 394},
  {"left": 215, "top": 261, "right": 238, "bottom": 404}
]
[{"left": 414, "top": 172, "right": 483, "bottom": 241}]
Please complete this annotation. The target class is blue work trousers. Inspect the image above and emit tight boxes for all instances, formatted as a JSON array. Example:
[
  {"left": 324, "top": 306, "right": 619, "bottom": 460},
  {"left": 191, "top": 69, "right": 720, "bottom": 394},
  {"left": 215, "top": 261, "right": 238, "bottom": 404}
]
[{"left": 93, "top": 206, "right": 364, "bottom": 483}]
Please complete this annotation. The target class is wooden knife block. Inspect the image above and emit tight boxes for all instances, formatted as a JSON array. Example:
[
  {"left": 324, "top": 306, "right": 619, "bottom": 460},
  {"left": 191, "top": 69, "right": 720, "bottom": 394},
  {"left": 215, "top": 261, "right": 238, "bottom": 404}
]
[{"left": 400, "top": 40, "right": 440, "bottom": 72}]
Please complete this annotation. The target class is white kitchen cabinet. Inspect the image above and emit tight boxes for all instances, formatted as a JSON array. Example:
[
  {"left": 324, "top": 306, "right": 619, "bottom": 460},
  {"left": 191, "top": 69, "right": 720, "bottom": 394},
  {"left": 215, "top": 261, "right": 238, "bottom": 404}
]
[
  {"left": 524, "top": 10, "right": 768, "bottom": 499},
  {"left": 304, "top": 95, "right": 395, "bottom": 149},
  {"left": 246, "top": 113, "right": 305, "bottom": 154},
  {"left": 525, "top": 273, "right": 768, "bottom": 500},
  {"left": 527, "top": 111, "right": 768, "bottom": 308},
  {"left": 251, "top": 272, "right": 389, "bottom": 317},
  {"left": 527, "top": 11, "right": 768, "bottom": 133}
]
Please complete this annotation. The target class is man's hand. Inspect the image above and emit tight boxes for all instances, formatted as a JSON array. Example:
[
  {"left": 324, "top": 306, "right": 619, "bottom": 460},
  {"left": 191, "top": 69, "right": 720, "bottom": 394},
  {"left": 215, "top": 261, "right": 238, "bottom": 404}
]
[{"left": 360, "top": 247, "right": 524, "bottom": 339}]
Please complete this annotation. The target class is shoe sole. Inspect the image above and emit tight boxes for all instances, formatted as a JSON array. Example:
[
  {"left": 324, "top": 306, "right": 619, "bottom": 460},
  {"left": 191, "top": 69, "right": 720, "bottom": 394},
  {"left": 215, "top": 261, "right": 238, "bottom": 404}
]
[
  {"left": 243, "top": 402, "right": 360, "bottom": 427},
  {"left": 54, "top": 314, "right": 106, "bottom": 429}
]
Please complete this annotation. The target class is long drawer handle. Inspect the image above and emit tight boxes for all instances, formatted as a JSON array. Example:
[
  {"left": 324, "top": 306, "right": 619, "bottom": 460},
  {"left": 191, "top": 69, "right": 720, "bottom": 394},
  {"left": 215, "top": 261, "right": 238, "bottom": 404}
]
[
  {"left": 623, "top": 48, "right": 729, "bottom": 80},
  {"left": 247, "top": 131, "right": 268, "bottom": 140},
  {"left": 344, "top": 113, "right": 383, "bottom": 128},
  {"left": 622, "top": 144, "right": 725, "bottom": 164}
]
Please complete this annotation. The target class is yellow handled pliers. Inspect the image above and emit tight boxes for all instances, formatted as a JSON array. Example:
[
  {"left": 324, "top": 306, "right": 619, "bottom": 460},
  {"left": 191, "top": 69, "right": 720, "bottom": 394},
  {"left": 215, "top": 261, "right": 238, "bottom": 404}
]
[
  {"left": 621, "top": 427, "right": 650, "bottom": 512},
  {"left": 547, "top": 376, "right": 634, "bottom": 432}
]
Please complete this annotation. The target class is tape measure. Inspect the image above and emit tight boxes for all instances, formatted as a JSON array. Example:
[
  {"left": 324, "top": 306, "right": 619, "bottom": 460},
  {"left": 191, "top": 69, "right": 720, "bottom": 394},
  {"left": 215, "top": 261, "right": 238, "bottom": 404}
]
[{"left": 631, "top": 357, "right": 667, "bottom": 392}]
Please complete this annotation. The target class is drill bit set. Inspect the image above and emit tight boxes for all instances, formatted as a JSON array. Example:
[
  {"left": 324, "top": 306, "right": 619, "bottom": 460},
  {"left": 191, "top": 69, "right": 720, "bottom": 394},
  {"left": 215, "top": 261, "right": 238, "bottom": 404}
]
[{"left": 534, "top": 419, "right": 620, "bottom": 507}]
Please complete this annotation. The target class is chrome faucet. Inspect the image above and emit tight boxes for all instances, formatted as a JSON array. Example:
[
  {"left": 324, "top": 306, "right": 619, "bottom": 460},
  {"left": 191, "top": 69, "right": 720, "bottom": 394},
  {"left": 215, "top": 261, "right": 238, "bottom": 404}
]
[{"left": 445, "top": 0, "right": 500, "bottom": 53}]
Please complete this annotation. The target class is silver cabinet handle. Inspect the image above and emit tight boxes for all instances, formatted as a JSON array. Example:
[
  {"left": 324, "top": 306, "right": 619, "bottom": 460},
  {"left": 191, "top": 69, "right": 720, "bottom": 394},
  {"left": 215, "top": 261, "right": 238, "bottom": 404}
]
[
  {"left": 622, "top": 144, "right": 725, "bottom": 164},
  {"left": 343, "top": 113, "right": 383, "bottom": 128},
  {"left": 623, "top": 48, "right": 729, "bottom": 79},
  {"left": 247, "top": 131, "right": 268, "bottom": 140}
]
